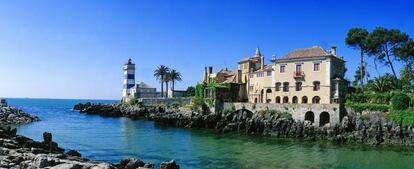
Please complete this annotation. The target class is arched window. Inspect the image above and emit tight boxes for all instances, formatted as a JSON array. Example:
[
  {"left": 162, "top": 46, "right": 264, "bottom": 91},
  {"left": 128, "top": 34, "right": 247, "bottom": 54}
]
[
  {"left": 313, "top": 81, "right": 320, "bottom": 91},
  {"left": 266, "top": 89, "right": 272, "bottom": 93},
  {"left": 292, "top": 96, "right": 298, "bottom": 104},
  {"left": 319, "top": 111, "right": 330, "bottom": 127},
  {"left": 312, "top": 96, "right": 320, "bottom": 104},
  {"left": 283, "top": 96, "right": 289, "bottom": 103},
  {"left": 302, "top": 96, "right": 308, "bottom": 104},
  {"left": 276, "top": 96, "right": 281, "bottom": 103},
  {"left": 305, "top": 111, "right": 314, "bottom": 123},
  {"left": 254, "top": 98, "right": 258, "bottom": 103}
]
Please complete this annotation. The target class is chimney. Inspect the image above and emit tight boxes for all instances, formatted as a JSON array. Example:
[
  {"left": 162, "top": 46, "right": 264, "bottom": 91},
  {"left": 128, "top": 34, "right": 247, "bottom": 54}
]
[
  {"left": 203, "top": 67, "right": 208, "bottom": 82},
  {"left": 261, "top": 56, "right": 264, "bottom": 70},
  {"left": 331, "top": 46, "right": 337, "bottom": 56},
  {"left": 208, "top": 66, "right": 213, "bottom": 74}
]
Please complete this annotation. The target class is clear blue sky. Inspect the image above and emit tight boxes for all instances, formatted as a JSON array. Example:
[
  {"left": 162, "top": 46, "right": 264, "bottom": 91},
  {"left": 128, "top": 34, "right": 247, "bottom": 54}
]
[{"left": 0, "top": 0, "right": 413, "bottom": 100}]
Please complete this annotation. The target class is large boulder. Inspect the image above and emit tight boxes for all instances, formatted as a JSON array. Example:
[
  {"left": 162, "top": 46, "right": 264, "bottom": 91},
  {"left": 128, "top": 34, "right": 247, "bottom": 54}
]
[
  {"left": 119, "top": 158, "right": 145, "bottom": 169},
  {"left": 159, "top": 160, "right": 179, "bottom": 169}
]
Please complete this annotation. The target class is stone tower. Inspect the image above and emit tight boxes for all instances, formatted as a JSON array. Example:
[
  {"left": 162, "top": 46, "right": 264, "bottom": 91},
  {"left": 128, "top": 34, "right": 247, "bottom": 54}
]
[{"left": 122, "top": 58, "right": 135, "bottom": 102}]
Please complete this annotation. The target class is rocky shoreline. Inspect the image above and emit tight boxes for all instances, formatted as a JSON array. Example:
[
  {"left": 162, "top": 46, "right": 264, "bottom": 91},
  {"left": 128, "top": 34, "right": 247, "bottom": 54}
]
[
  {"left": 0, "top": 102, "right": 39, "bottom": 126},
  {"left": 0, "top": 100, "right": 180, "bottom": 169},
  {"left": 0, "top": 126, "right": 179, "bottom": 169},
  {"left": 74, "top": 102, "right": 414, "bottom": 146}
]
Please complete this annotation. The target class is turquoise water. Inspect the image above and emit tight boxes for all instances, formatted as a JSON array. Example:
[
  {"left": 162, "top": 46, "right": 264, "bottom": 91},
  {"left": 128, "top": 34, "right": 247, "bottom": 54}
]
[{"left": 8, "top": 98, "right": 414, "bottom": 169}]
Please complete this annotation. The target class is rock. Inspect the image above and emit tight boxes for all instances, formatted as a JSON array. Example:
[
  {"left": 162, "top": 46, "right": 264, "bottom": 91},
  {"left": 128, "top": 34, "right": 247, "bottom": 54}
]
[
  {"left": 50, "top": 163, "right": 82, "bottom": 169},
  {"left": 0, "top": 101, "right": 39, "bottom": 125},
  {"left": 66, "top": 149, "right": 82, "bottom": 157},
  {"left": 91, "top": 163, "right": 116, "bottom": 169},
  {"left": 33, "top": 154, "right": 61, "bottom": 168},
  {"left": 159, "top": 160, "right": 179, "bottom": 169},
  {"left": 0, "top": 125, "right": 180, "bottom": 169},
  {"left": 43, "top": 132, "right": 53, "bottom": 144},
  {"left": 119, "top": 158, "right": 145, "bottom": 169}
]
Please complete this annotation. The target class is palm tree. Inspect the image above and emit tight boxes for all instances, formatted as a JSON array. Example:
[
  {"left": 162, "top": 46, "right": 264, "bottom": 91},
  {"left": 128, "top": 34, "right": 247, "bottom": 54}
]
[
  {"left": 154, "top": 65, "right": 170, "bottom": 98},
  {"left": 168, "top": 69, "right": 182, "bottom": 97},
  {"left": 164, "top": 72, "right": 171, "bottom": 98},
  {"left": 345, "top": 28, "right": 369, "bottom": 92}
]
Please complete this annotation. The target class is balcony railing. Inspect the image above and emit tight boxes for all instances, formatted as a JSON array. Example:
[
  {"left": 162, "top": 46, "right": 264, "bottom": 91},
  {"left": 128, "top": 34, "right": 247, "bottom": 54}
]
[{"left": 293, "top": 71, "right": 305, "bottom": 78}]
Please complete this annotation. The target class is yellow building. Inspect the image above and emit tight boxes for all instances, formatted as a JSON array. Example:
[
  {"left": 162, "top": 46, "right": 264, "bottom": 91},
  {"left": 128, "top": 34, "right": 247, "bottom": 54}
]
[{"left": 204, "top": 46, "right": 348, "bottom": 105}]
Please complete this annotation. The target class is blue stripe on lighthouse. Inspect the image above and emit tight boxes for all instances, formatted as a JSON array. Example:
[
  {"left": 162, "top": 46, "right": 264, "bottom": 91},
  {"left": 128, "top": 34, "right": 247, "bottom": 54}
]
[
  {"left": 125, "top": 74, "right": 135, "bottom": 79},
  {"left": 123, "top": 84, "right": 135, "bottom": 89}
]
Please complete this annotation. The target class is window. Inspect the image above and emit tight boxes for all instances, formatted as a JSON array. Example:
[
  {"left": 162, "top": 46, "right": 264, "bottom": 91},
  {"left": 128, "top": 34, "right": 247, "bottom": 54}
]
[
  {"left": 292, "top": 96, "right": 298, "bottom": 104},
  {"left": 295, "top": 64, "right": 302, "bottom": 73},
  {"left": 283, "top": 96, "right": 289, "bottom": 103},
  {"left": 283, "top": 82, "right": 289, "bottom": 92},
  {"left": 302, "top": 96, "right": 308, "bottom": 104},
  {"left": 256, "top": 72, "right": 264, "bottom": 77},
  {"left": 266, "top": 71, "right": 272, "bottom": 76},
  {"left": 313, "top": 81, "right": 320, "bottom": 91},
  {"left": 312, "top": 96, "right": 321, "bottom": 104},
  {"left": 276, "top": 96, "right": 281, "bottom": 103},
  {"left": 275, "top": 82, "right": 281, "bottom": 91},
  {"left": 295, "top": 82, "right": 302, "bottom": 91},
  {"left": 280, "top": 65, "right": 285, "bottom": 73},
  {"left": 314, "top": 63, "right": 320, "bottom": 71}
]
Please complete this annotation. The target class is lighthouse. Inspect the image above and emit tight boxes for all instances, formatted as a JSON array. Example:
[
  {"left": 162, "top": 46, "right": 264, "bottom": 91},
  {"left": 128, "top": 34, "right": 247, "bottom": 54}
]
[{"left": 122, "top": 58, "right": 135, "bottom": 102}]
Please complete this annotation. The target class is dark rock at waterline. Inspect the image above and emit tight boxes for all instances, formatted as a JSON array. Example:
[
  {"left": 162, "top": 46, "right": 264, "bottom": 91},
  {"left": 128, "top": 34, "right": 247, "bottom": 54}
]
[
  {"left": 66, "top": 149, "right": 82, "bottom": 157},
  {"left": 73, "top": 102, "right": 154, "bottom": 119},
  {"left": 0, "top": 126, "right": 179, "bottom": 169},
  {"left": 159, "top": 160, "right": 179, "bottom": 169},
  {"left": 0, "top": 101, "right": 39, "bottom": 126},
  {"left": 118, "top": 158, "right": 146, "bottom": 169}
]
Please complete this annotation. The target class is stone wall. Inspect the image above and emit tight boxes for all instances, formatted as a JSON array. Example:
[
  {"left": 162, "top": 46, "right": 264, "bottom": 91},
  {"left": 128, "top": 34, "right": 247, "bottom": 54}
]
[
  {"left": 222, "top": 102, "right": 341, "bottom": 126},
  {"left": 138, "top": 97, "right": 193, "bottom": 106}
]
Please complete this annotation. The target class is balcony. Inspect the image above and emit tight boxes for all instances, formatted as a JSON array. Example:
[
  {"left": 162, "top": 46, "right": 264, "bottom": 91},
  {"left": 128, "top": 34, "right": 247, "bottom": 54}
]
[{"left": 293, "top": 71, "right": 305, "bottom": 78}]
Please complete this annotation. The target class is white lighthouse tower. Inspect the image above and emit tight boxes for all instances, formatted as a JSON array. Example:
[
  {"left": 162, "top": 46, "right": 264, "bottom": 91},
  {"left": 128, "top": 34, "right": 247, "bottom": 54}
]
[{"left": 122, "top": 58, "right": 136, "bottom": 102}]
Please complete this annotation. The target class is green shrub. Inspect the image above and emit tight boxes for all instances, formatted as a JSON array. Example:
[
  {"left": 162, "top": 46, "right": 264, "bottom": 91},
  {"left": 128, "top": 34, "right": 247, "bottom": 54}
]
[
  {"left": 205, "top": 98, "right": 214, "bottom": 107},
  {"left": 346, "top": 94, "right": 368, "bottom": 103},
  {"left": 170, "top": 102, "right": 181, "bottom": 109},
  {"left": 195, "top": 83, "right": 205, "bottom": 98},
  {"left": 346, "top": 93, "right": 392, "bottom": 104},
  {"left": 391, "top": 93, "right": 411, "bottom": 110},
  {"left": 410, "top": 94, "right": 414, "bottom": 107},
  {"left": 127, "top": 97, "right": 140, "bottom": 106},
  {"left": 280, "top": 112, "right": 292, "bottom": 119},
  {"left": 267, "top": 109, "right": 279, "bottom": 115},
  {"left": 389, "top": 108, "right": 414, "bottom": 125},
  {"left": 345, "top": 102, "right": 390, "bottom": 112},
  {"left": 191, "top": 97, "right": 206, "bottom": 111},
  {"left": 257, "top": 110, "right": 267, "bottom": 117}
]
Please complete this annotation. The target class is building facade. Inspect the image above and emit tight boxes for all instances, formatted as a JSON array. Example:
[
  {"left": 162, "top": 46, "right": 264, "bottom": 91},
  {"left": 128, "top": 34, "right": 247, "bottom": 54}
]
[
  {"left": 204, "top": 46, "right": 347, "bottom": 105},
  {"left": 203, "top": 46, "right": 348, "bottom": 126}
]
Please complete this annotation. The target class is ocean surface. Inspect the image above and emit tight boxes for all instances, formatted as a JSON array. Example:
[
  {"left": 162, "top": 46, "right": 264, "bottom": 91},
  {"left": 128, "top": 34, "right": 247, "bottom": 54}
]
[{"left": 7, "top": 98, "right": 414, "bottom": 169}]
